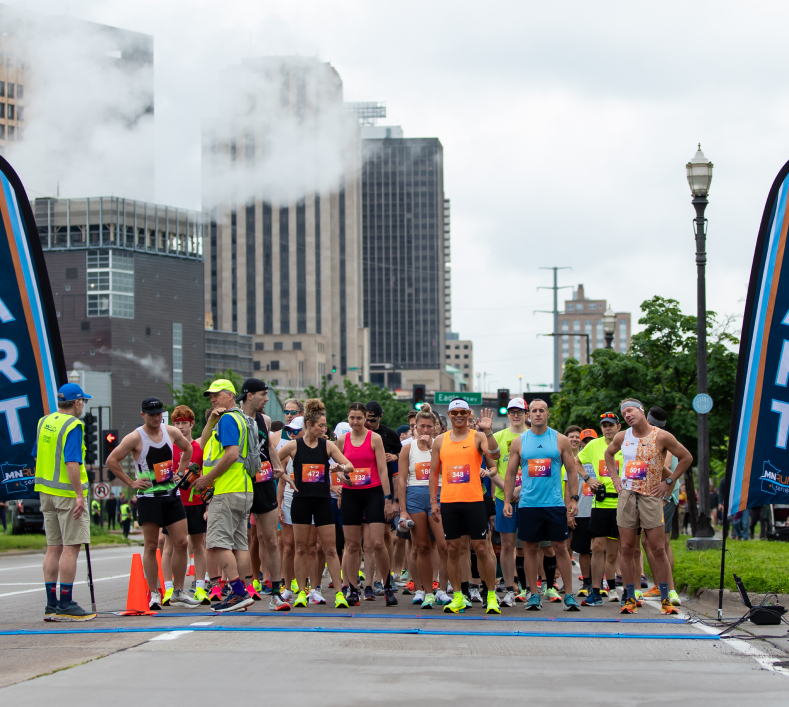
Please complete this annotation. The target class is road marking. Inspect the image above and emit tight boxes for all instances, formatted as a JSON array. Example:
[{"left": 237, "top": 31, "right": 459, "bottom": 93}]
[
  {"left": 646, "top": 600, "right": 789, "bottom": 678},
  {"left": 0, "top": 553, "right": 134, "bottom": 573},
  {"left": 149, "top": 630, "right": 193, "bottom": 641},
  {"left": 190, "top": 621, "right": 213, "bottom": 626},
  {"left": 0, "top": 573, "right": 130, "bottom": 598}
]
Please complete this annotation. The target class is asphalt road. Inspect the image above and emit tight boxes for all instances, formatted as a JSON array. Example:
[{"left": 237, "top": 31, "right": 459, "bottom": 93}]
[{"left": 0, "top": 545, "right": 787, "bottom": 704}]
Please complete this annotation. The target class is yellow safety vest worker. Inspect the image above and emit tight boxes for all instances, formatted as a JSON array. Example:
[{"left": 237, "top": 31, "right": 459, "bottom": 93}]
[
  {"left": 203, "top": 408, "right": 251, "bottom": 495},
  {"left": 33, "top": 412, "right": 88, "bottom": 498},
  {"left": 91, "top": 499, "right": 100, "bottom": 514},
  {"left": 120, "top": 503, "right": 130, "bottom": 521}
]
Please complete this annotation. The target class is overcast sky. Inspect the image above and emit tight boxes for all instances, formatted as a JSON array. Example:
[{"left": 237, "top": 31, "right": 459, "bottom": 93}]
[{"left": 19, "top": 0, "right": 789, "bottom": 394}]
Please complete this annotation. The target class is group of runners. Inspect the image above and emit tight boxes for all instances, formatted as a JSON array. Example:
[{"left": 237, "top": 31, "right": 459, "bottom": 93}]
[{"left": 40, "top": 375, "right": 692, "bottom": 620}]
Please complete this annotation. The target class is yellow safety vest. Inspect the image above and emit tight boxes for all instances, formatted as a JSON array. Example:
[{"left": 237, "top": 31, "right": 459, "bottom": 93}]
[
  {"left": 33, "top": 412, "right": 88, "bottom": 498},
  {"left": 203, "top": 408, "right": 251, "bottom": 495},
  {"left": 120, "top": 503, "right": 130, "bottom": 521},
  {"left": 91, "top": 500, "right": 100, "bottom": 513}
]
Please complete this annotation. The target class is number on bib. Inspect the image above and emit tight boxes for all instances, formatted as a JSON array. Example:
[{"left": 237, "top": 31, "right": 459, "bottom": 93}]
[
  {"left": 414, "top": 462, "right": 431, "bottom": 481},
  {"left": 527, "top": 458, "right": 551, "bottom": 478},
  {"left": 302, "top": 464, "right": 325, "bottom": 483},
  {"left": 582, "top": 482, "right": 594, "bottom": 497},
  {"left": 598, "top": 459, "right": 620, "bottom": 477},
  {"left": 256, "top": 461, "right": 273, "bottom": 483},
  {"left": 447, "top": 464, "right": 470, "bottom": 484},
  {"left": 624, "top": 461, "right": 648, "bottom": 480},
  {"left": 348, "top": 468, "right": 372, "bottom": 487},
  {"left": 514, "top": 468, "right": 522, "bottom": 486},
  {"left": 154, "top": 460, "right": 174, "bottom": 483}
]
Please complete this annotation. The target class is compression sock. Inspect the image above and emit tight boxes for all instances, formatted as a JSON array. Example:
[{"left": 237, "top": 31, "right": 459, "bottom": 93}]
[
  {"left": 230, "top": 577, "right": 246, "bottom": 597},
  {"left": 516, "top": 556, "right": 527, "bottom": 590},
  {"left": 45, "top": 582, "right": 57, "bottom": 607},
  {"left": 480, "top": 581, "right": 489, "bottom": 597},
  {"left": 384, "top": 573, "right": 392, "bottom": 589},
  {"left": 592, "top": 587, "right": 601, "bottom": 598},
  {"left": 626, "top": 583, "right": 636, "bottom": 601},
  {"left": 58, "top": 583, "right": 73, "bottom": 609},
  {"left": 543, "top": 555, "right": 557, "bottom": 587},
  {"left": 470, "top": 552, "right": 479, "bottom": 580},
  {"left": 659, "top": 582, "right": 669, "bottom": 602},
  {"left": 196, "top": 580, "right": 206, "bottom": 590},
  {"left": 506, "top": 585, "right": 515, "bottom": 593},
  {"left": 461, "top": 581, "right": 470, "bottom": 599}
]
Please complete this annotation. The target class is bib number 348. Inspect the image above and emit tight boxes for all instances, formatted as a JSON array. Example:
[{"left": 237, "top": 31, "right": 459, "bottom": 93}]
[{"left": 447, "top": 465, "right": 470, "bottom": 484}]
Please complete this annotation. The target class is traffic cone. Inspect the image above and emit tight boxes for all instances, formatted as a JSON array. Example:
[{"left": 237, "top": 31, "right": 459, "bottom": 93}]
[
  {"left": 187, "top": 554, "right": 195, "bottom": 577},
  {"left": 156, "top": 548, "right": 165, "bottom": 591},
  {"left": 118, "top": 553, "right": 157, "bottom": 615}
]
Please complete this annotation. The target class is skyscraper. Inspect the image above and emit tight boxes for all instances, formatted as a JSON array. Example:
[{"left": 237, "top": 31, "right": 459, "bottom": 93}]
[{"left": 203, "top": 56, "right": 368, "bottom": 389}]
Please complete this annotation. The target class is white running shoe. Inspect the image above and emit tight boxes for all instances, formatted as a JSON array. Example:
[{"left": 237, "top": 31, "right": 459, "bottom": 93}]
[
  {"left": 281, "top": 588, "right": 294, "bottom": 603},
  {"left": 608, "top": 589, "right": 620, "bottom": 603},
  {"left": 435, "top": 590, "right": 452, "bottom": 606},
  {"left": 170, "top": 589, "right": 201, "bottom": 608},
  {"left": 602, "top": 578, "right": 610, "bottom": 592},
  {"left": 309, "top": 589, "right": 327, "bottom": 605},
  {"left": 149, "top": 591, "right": 162, "bottom": 611},
  {"left": 469, "top": 588, "right": 483, "bottom": 603},
  {"left": 269, "top": 595, "right": 291, "bottom": 611},
  {"left": 412, "top": 590, "right": 425, "bottom": 605},
  {"left": 500, "top": 590, "right": 515, "bottom": 608}
]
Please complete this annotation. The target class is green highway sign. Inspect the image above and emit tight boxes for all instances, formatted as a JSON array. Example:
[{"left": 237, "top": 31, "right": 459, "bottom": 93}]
[{"left": 434, "top": 391, "right": 483, "bottom": 406}]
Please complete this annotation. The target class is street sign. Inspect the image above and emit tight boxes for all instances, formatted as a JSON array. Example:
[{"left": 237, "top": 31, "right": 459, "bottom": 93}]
[
  {"left": 434, "top": 391, "right": 483, "bottom": 406},
  {"left": 692, "top": 393, "right": 714, "bottom": 415},
  {"left": 92, "top": 482, "right": 110, "bottom": 500}
]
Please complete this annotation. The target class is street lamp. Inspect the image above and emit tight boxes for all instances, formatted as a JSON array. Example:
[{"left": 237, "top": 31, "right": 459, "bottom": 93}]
[
  {"left": 687, "top": 144, "right": 714, "bottom": 538},
  {"left": 518, "top": 374, "right": 523, "bottom": 398},
  {"left": 602, "top": 307, "right": 616, "bottom": 349}
]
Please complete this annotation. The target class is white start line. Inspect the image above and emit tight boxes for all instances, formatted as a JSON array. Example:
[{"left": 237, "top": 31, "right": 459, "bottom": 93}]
[{"left": 149, "top": 620, "right": 212, "bottom": 642}]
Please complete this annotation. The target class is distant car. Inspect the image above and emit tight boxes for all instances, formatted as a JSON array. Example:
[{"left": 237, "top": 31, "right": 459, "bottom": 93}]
[{"left": 10, "top": 497, "right": 43, "bottom": 534}]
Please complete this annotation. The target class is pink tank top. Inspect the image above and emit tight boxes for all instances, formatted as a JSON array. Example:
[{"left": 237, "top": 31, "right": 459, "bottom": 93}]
[{"left": 341, "top": 429, "right": 381, "bottom": 489}]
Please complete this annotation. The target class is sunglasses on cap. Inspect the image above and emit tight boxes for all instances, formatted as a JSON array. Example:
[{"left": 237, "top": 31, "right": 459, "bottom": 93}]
[{"left": 600, "top": 412, "right": 619, "bottom": 423}]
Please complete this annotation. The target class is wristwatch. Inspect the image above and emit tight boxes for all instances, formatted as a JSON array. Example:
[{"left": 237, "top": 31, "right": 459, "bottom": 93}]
[
  {"left": 665, "top": 478, "right": 674, "bottom": 486},
  {"left": 385, "top": 493, "right": 393, "bottom": 501},
  {"left": 582, "top": 475, "right": 590, "bottom": 482},
  {"left": 570, "top": 494, "right": 580, "bottom": 502}
]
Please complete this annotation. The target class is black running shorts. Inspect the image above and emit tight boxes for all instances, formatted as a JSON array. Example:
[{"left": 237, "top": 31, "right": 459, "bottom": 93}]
[
  {"left": 570, "top": 516, "right": 592, "bottom": 554},
  {"left": 250, "top": 479, "right": 278, "bottom": 515},
  {"left": 185, "top": 504, "right": 207, "bottom": 535},
  {"left": 588, "top": 507, "right": 620, "bottom": 539},
  {"left": 440, "top": 501, "right": 488, "bottom": 541},
  {"left": 341, "top": 485, "right": 386, "bottom": 526},
  {"left": 137, "top": 495, "right": 186, "bottom": 529},
  {"left": 291, "top": 496, "right": 335, "bottom": 527}
]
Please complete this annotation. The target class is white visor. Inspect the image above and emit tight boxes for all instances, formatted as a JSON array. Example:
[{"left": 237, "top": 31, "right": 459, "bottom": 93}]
[{"left": 448, "top": 399, "right": 470, "bottom": 412}]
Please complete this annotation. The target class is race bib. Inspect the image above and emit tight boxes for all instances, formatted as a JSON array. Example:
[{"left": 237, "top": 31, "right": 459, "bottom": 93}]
[
  {"left": 256, "top": 461, "right": 273, "bottom": 483},
  {"left": 330, "top": 471, "right": 343, "bottom": 486},
  {"left": 302, "top": 464, "right": 325, "bottom": 483},
  {"left": 514, "top": 467, "right": 522, "bottom": 486},
  {"left": 598, "top": 459, "right": 620, "bottom": 477},
  {"left": 447, "top": 464, "right": 470, "bottom": 484},
  {"left": 414, "top": 462, "right": 431, "bottom": 481},
  {"left": 624, "top": 461, "right": 648, "bottom": 480},
  {"left": 582, "top": 482, "right": 594, "bottom": 497},
  {"left": 527, "top": 458, "right": 551, "bottom": 478},
  {"left": 153, "top": 460, "right": 174, "bottom": 483},
  {"left": 348, "top": 468, "right": 372, "bottom": 487}
]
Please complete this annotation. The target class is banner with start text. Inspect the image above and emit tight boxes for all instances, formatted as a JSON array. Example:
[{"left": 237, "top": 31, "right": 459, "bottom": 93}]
[{"left": 0, "top": 156, "right": 66, "bottom": 501}]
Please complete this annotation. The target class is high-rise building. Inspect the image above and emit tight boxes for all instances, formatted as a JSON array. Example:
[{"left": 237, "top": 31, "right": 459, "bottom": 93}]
[
  {"left": 557, "top": 284, "right": 631, "bottom": 379},
  {"left": 445, "top": 333, "right": 474, "bottom": 390},
  {"left": 444, "top": 198, "right": 452, "bottom": 332},
  {"left": 360, "top": 129, "right": 453, "bottom": 392},
  {"left": 203, "top": 56, "right": 368, "bottom": 390}
]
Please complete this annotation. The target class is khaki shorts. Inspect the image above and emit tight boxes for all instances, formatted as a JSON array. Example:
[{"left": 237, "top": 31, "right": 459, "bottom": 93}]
[
  {"left": 41, "top": 493, "right": 90, "bottom": 546},
  {"left": 617, "top": 489, "right": 664, "bottom": 531},
  {"left": 206, "top": 492, "right": 252, "bottom": 551}
]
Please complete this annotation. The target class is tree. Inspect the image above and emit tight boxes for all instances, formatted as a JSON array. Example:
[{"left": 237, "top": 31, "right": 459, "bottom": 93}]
[
  {"left": 303, "top": 377, "right": 411, "bottom": 431},
  {"left": 166, "top": 369, "right": 244, "bottom": 437}
]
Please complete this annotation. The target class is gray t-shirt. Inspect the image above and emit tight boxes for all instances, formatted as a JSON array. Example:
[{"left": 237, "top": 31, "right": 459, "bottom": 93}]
[{"left": 577, "top": 463, "right": 594, "bottom": 518}]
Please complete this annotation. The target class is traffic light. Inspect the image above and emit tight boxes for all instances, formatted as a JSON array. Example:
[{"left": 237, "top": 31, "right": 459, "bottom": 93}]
[
  {"left": 83, "top": 413, "right": 97, "bottom": 465},
  {"left": 332, "top": 366, "right": 337, "bottom": 373},
  {"left": 412, "top": 384, "right": 426, "bottom": 410},
  {"left": 102, "top": 430, "right": 119, "bottom": 465},
  {"left": 497, "top": 389, "right": 510, "bottom": 416}
]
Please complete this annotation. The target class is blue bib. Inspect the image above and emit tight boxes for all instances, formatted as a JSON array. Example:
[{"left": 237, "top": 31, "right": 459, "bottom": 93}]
[{"left": 519, "top": 427, "right": 564, "bottom": 508}]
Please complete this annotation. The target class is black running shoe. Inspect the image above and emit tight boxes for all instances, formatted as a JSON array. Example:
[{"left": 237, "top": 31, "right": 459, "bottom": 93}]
[
  {"left": 53, "top": 602, "right": 96, "bottom": 622},
  {"left": 348, "top": 590, "right": 360, "bottom": 607},
  {"left": 364, "top": 585, "right": 376, "bottom": 601},
  {"left": 384, "top": 587, "right": 398, "bottom": 606},
  {"left": 213, "top": 591, "right": 254, "bottom": 613}
]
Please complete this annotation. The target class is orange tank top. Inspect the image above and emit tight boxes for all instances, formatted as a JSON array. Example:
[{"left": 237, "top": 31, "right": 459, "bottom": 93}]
[{"left": 439, "top": 430, "right": 483, "bottom": 503}]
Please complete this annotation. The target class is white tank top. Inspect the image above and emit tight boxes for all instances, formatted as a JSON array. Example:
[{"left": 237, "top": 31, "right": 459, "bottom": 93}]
[
  {"left": 277, "top": 438, "right": 294, "bottom": 507},
  {"left": 407, "top": 441, "right": 432, "bottom": 487},
  {"left": 134, "top": 424, "right": 173, "bottom": 497}
]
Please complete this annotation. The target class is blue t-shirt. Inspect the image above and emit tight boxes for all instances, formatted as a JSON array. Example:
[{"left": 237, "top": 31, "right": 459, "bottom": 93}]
[
  {"left": 519, "top": 427, "right": 564, "bottom": 508},
  {"left": 32, "top": 426, "right": 84, "bottom": 464},
  {"left": 216, "top": 412, "right": 241, "bottom": 448}
]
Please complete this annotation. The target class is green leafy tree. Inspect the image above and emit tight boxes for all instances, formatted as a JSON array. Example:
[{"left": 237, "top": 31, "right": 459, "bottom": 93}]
[
  {"left": 166, "top": 369, "right": 244, "bottom": 436},
  {"left": 303, "top": 377, "right": 411, "bottom": 431},
  {"left": 551, "top": 296, "right": 738, "bottom": 468}
]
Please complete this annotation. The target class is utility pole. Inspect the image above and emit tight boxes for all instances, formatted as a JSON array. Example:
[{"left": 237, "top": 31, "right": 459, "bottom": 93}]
[{"left": 535, "top": 267, "right": 571, "bottom": 391}]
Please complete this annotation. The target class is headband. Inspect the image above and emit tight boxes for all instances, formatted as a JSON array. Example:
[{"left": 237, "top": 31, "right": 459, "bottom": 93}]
[
  {"left": 647, "top": 412, "right": 666, "bottom": 428},
  {"left": 620, "top": 400, "right": 643, "bottom": 413},
  {"left": 172, "top": 417, "right": 194, "bottom": 423}
]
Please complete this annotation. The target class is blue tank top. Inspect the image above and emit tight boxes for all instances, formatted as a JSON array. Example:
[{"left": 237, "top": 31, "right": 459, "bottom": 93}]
[{"left": 519, "top": 427, "right": 564, "bottom": 508}]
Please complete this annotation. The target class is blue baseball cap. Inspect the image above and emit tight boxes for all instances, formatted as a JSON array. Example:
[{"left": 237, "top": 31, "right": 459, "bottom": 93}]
[{"left": 57, "top": 383, "right": 92, "bottom": 402}]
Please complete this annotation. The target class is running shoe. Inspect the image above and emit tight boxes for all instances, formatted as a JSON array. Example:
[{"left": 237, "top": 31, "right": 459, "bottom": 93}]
[
  {"left": 644, "top": 585, "right": 661, "bottom": 598},
  {"left": 496, "top": 579, "right": 506, "bottom": 592},
  {"left": 463, "top": 595, "right": 473, "bottom": 609},
  {"left": 600, "top": 587, "right": 609, "bottom": 597},
  {"left": 269, "top": 595, "right": 291, "bottom": 611},
  {"left": 347, "top": 589, "right": 360, "bottom": 607},
  {"left": 525, "top": 593, "right": 542, "bottom": 611},
  {"left": 420, "top": 593, "right": 435, "bottom": 610},
  {"left": 432, "top": 581, "right": 440, "bottom": 594},
  {"left": 443, "top": 593, "right": 466, "bottom": 614},
  {"left": 253, "top": 579, "right": 262, "bottom": 593},
  {"left": 669, "top": 590, "right": 682, "bottom": 606},
  {"left": 281, "top": 588, "right": 294, "bottom": 603},
  {"left": 221, "top": 583, "right": 231, "bottom": 597},
  {"left": 620, "top": 597, "right": 637, "bottom": 615},
  {"left": 364, "top": 585, "right": 376, "bottom": 601},
  {"left": 170, "top": 589, "right": 201, "bottom": 608},
  {"left": 635, "top": 590, "right": 644, "bottom": 607},
  {"left": 262, "top": 580, "right": 273, "bottom": 595},
  {"left": 162, "top": 587, "right": 174, "bottom": 606},
  {"left": 384, "top": 587, "right": 398, "bottom": 606},
  {"left": 413, "top": 589, "right": 425, "bottom": 605},
  {"left": 335, "top": 591, "right": 349, "bottom": 609},
  {"left": 577, "top": 584, "right": 591, "bottom": 598},
  {"left": 661, "top": 599, "right": 679, "bottom": 615},
  {"left": 44, "top": 605, "right": 57, "bottom": 622},
  {"left": 291, "top": 578, "right": 299, "bottom": 593},
  {"left": 53, "top": 602, "right": 96, "bottom": 622},
  {"left": 581, "top": 594, "right": 603, "bottom": 607},
  {"left": 328, "top": 580, "right": 334, "bottom": 589},
  {"left": 500, "top": 590, "right": 515, "bottom": 608},
  {"left": 400, "top": 569, "right": 409, "bottom": 581},
  {"left": 358, "top": 570, "right": 366, "bottom": 584},
  {"left": 292, "top": 590, "right": 308, "bottom": 608},
  {"left": 608, "top": 590, "right": 620, "bottom": 603},
  {"left": 614, "top": 575, "right": 622, "bottom": 587},
  {"left": 446, "top": 581, "right": 454, "bottom": 594},
  {"left": 246, "top": 584, "right": 262, "bottom": 601},
  {"left": 515, "top": 589, "right": 529, "bottom": 603},
  {"left": 563, "top": 594, "right": 581, "bottom": 612},
  {"left": 149, "top": 590, "right": 163, "bottom": 611},
  {"left": 374, "top": 580, "right": 385, "bottom": 596},
  {"left": 558, "top": 585, "right": 568, "bottom": 594},
  {"left": 486, "top": 592, "right": 501, "bottom": 614},
  {"left": 193, "top": 587, "right": 211, "bottom": 605},
  {"left": 435, "top": 590, "right": 452, "bottom": 606},
  {"left": 544, "top": 587, "right": 562, "bottom": 603},
  {"left": 309, "top": 589, "right": 327, "bottom": 605},
  {"left": 213, "top": 592, "right": 255, "bottom": 613},
  {"left": 640, "top": 574, "right": 648, "bottom": 589},
  {"left": 469, "top": 587, "right": 483, "bottom": 603},
  {"left": 402, "top": 580, "right": 415, "bottom": 595},
  {"left": 208, "top": 585, "right": 223, "bottom": 602}
]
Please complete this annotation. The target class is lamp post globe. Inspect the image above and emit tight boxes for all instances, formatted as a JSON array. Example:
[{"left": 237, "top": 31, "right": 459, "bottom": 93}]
[
  {"left": 602, "top": 307, "right": 616, "bottom": 349},
  {"left": 687, "top": 144, "right": 715, "bottom": 541}
]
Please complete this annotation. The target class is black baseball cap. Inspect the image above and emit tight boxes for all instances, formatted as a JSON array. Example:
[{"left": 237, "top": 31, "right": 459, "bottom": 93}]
[
  {"left": 366, "top": 401, "right": 384, "bottom": 417},
  {"left": 141, "top": 397, "right": 165, "bottom": 414},
  {"left": 237, "top": 378, "right": 269, "bottom": 401}
]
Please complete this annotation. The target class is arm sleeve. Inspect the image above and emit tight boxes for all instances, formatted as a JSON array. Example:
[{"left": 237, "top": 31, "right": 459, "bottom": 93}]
[
  {"left": 217, "top": 415, "right": 241, "bottom": 448},
  {"left": 63, "top": 427, "right": 84, "bottom": 464}
]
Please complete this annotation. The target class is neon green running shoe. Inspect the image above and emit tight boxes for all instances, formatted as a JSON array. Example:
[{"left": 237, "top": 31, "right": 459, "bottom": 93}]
[
  {"left": 335, "top": 591, "right": 349, "bottom": 609},
  {"left": 443, "top": 592, "right": 466, "bottom": 614},
  {"left": 253, "top": 579, "right": 262, "bottom": 593},
  {"left": 668, "top": 589, "right": 681, "bottom": 606},
  {"left": 291, "top": 579, "right": 299, "bottom": 593},
  {"left": 420, "top": 593, "right": 435, "bottom": 610},
  {"left": 162, "top": 587, "right": 174, "bottom": 606},
  {"left": 193, "top": 587, "right": 211, "bottom": 605},
  {"left": 292, "top": 590, "right": 308, "bottom": 608},
  {"left": 485, "top": 591, "right": 501, "bottom": 614},
  {"left": 544, "top": 587, "right": 561, "bottom": 603}
]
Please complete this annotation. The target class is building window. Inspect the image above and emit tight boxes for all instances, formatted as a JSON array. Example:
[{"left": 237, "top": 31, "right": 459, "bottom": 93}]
[
  {"left": 596, "top": 319, "right": 603, "bottom": 349},
  {"left": 270, "top": 361, "right": 280, "bottom": 370},
  {"left": 253, "top": 361, "right": 261, "bottom": 371},
  {"left": 585, "top": 319, "right": 592, "bottom": 354},
  {"left": 7, "top": 104, "right": 13, "bottom": 121},
  {"left": 293, "top": 341, "right": 302, "bottom": 350},
  {"left": 298, "top": 360, "right": 304, "bottom": 387},
  {"left": 255, "top": 342, "right": 264, "bottom": 351},
  {"left": 574, "top": 320, "right": 580, "bottom": 332},
  {"left": 566, "top": 304, "right": 573, "bottom": 311},
  {"left": 7, "top": 83, "right": 13, "bottom": 99},
  {"left": 589, "top": 303, "right": 596, "bottom": 310},
  {"left": 464, "top": 354, "right": 469, "bottom": 359},
  {"left": 274, "top": 342, "right": 283, "bottom": 350},
  {"left": 463, "top": 345, "right": 469, "bottom": 349},
  {"left": 561, "top": 320, "right": 568, "bottom": 332},
  {"left": 619, "top": 319, "right": 627, "bottom": 352},
  {"left": 172, "top": 323, "right": 183, "bottom": 393},
  {"left": 0, "top": 82, "right": 4, "bottom": 97},
  {"left": 16, "top": 84, "right": 22, "bottom": 100},
  {"left": 86, "top": 249, "right": 134, "bottom": 318},
  {"left": 0, "top": 104, "right": 5, "bottom": 119},
  {"left": 8, "top": 126, "right": 14, "bottom": 141}
]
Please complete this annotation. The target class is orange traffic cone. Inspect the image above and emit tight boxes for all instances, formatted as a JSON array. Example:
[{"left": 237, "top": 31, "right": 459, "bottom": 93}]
[
  {"left": 156, "top": 548, "right": 165, "bottom": 591},
  {"left": 187, "top": 554, "right": 195, "bottom": 577},
  {"left": 118, "top": 553, "right": 157, "bottom": 615}
]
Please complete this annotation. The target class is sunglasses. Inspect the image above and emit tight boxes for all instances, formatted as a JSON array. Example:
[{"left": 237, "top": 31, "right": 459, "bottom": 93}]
[
  {"left": 508, "top": 409, "right": 526, "bottom": 414},
  {"left": 284, "top": 410, "right": 299, "bottom": 415},
  {"left": 600, "top": 413, "right": 619, "bottom": 422},
  {"left": 366, "top": 415, "right": 381, "bottom": 422},
  {"left": 448, "top": 410, "right": 469, "bottom": 416}
]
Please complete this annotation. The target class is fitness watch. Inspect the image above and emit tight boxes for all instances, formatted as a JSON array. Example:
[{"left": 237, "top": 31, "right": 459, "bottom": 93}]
[
  {"left": 665, "top": 478, "right": 674, "bottom": 486},
  {"left": 385, "top": 493, "right": 393, "bottom": 501},
  {"left": 570, "top": 494, "right": 580, "bottom": 502}
]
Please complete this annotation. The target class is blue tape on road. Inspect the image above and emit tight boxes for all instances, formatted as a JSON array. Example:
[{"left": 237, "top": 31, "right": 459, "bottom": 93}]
[{"left": 0, "top": 625, "right": 716, "bottom": 640}]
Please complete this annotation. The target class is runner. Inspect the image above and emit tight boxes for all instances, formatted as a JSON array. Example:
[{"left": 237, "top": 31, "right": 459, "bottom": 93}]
[
  {"left": 429, "top": 400, "right": 501, "bottom": 615},
  {"left": 277, "top": 399, "right": 352, "bottom": 609},
  {"left": 605, "top": 398, "right": 692, "bottom": 615},
  {"left": 502, "top": 399, "right": 582, "bottom": 612},
  {"left": 276, "top": 415, "right": 305, "bottom": 601},
  {"left": 282, "top": 399, "right": 305, "bottom": 440},
  {"left": 572, "top": 428, "right": 597, "bottom": 600},
  {"left": 106, "top": 397, "right": 201, "bottom": 609}
]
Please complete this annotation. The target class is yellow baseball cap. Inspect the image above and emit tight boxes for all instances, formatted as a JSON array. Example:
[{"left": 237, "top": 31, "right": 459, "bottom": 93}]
[{"left": 203, "top": 379, "right": 237, "bottom": 397}]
